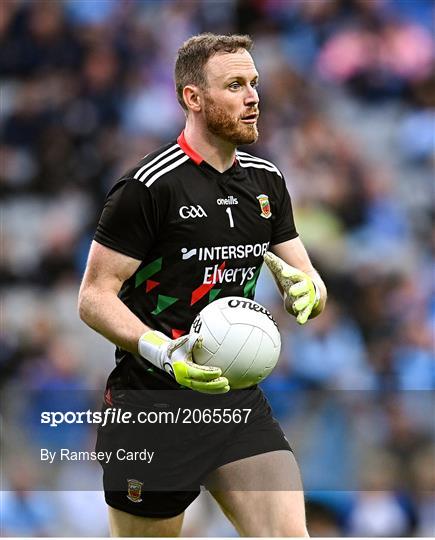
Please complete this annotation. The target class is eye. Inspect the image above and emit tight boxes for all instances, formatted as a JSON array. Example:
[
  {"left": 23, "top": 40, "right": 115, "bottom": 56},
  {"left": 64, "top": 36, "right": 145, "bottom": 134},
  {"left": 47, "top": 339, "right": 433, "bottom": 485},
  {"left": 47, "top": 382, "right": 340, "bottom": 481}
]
[
  {"left": 229, "top": 82, "right": 241, "bottom": 90},
  {"left": 251, "top": 81, "right": 259, "bottom": 89}
]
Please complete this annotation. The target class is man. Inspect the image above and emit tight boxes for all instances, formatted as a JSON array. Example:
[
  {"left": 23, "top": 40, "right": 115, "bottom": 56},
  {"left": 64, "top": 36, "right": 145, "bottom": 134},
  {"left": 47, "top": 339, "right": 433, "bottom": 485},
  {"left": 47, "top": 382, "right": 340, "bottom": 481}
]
[{"left": 79, "top": 33, "right": 326, "bottom": 537}]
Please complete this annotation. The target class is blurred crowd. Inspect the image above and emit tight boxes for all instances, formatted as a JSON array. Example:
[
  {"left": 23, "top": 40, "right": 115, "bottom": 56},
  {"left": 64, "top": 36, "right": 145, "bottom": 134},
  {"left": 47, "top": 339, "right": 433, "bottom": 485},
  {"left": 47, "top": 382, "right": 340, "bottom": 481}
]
[{"left": 1, "top": 0, "right": 434, "bottom": 537}]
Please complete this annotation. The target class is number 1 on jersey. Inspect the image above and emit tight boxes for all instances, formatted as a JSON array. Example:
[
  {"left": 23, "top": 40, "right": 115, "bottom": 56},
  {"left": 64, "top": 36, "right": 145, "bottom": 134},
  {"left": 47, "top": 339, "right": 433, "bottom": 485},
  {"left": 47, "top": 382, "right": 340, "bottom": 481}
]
[{"left": 226, "top": 207, "right": 235, "bottom": 228}]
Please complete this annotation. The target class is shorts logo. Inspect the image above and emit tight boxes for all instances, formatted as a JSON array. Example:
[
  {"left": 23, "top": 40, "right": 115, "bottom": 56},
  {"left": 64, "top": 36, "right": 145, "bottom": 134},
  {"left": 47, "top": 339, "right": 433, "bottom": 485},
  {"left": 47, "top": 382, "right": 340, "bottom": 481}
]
[
  {"left": 127, "top": 479, "right": 143, "bottom": 503},
  {"left": 179, "top": 205, "right": 207, "bottom": 219},
  {"left": 256, "top": 194, "right": 271, "bottom": 219}
]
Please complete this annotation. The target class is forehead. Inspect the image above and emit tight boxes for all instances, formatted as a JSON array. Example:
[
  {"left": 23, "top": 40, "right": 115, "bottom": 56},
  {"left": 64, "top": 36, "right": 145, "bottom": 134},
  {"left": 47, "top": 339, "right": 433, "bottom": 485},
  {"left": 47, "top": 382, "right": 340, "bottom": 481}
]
[{"left": 205, "top": 49, "right": 258, "bottom": 83}]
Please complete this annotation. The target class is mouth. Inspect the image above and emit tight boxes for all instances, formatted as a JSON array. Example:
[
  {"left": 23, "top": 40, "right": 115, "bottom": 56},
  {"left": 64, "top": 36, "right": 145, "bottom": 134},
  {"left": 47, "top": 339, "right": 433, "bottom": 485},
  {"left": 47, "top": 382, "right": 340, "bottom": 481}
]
[{"left": 240, "top": 112, "right": 259, "bottom": 124}]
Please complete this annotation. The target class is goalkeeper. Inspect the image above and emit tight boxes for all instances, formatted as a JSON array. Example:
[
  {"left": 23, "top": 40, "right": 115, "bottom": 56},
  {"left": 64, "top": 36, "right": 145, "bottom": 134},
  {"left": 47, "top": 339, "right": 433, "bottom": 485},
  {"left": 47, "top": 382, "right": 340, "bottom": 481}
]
[{"left": 79, "top": 33, "right": 326, "bottom": 538}]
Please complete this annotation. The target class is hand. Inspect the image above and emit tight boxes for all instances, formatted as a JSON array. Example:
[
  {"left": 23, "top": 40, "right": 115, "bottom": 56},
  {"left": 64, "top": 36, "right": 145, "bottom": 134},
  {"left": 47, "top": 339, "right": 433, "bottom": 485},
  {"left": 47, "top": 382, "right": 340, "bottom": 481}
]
[
  {"left": 263, "top": 251, "right": 320, "bottom": 325},
  {"left": 138, "top": 331, "right": 230, "bottom": 393}
]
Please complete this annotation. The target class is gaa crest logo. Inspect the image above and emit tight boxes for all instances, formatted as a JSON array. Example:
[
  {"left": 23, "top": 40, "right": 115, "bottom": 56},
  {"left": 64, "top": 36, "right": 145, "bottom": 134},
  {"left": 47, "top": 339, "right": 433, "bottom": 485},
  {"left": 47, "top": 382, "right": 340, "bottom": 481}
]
[
  {"left": 256, "top": 194, "right": 271, "bottom": 219},
  {"left": 127, "top": 478, "right": 143, "bottom": 503}
]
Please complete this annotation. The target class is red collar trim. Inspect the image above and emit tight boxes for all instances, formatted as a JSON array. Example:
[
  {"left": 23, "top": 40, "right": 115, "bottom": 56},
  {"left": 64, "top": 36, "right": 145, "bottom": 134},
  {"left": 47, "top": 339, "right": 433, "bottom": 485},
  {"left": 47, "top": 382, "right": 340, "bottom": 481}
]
[
  {"left": 177, "top": 130, "right": 238, "bottom": 167},
  {"left": 177, "top": 131, "right": 203, "bottom": 165}
]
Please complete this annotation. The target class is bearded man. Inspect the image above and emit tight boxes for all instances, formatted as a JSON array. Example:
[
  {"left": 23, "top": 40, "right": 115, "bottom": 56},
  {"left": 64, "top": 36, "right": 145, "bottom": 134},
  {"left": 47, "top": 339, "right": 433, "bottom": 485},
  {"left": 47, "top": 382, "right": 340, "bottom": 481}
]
[{"left": 79, "top": 33, "right": 326, "bottom": 537}]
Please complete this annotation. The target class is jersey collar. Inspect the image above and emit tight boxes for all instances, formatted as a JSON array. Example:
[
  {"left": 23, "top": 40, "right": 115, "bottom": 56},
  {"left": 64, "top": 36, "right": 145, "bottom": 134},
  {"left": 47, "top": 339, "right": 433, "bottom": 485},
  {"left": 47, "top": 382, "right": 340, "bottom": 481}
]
[
  {"left": 177, "top": 131, "right": 203, "bottom": 165},
  {"left": 177, "top": 130, "right": 239, "bottom": 171}
]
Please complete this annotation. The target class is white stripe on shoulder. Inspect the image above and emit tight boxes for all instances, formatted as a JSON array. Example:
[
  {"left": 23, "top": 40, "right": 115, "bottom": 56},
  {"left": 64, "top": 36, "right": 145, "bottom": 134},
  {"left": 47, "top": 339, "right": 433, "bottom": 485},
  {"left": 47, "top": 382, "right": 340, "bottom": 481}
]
[
  {"left": 145, "top": 155, "right": 190, "bottom": 187},
  {"left": 138, "top": 148, "right": 184, "bottom": 183},
  {"left": 237, "top": 157, "right": 282, "bottom": 177},
  {"left": 236, "top": 152, "right": 282, "bottom": 177},
  {"left": 236, "top": 151, "right": 282, "bottom": 175},
  {"left": 134, "top": 144, "right": 180, "bottom": 180},
  {"left": 237, "top": 150, "right": 273, "bottom": 162}
]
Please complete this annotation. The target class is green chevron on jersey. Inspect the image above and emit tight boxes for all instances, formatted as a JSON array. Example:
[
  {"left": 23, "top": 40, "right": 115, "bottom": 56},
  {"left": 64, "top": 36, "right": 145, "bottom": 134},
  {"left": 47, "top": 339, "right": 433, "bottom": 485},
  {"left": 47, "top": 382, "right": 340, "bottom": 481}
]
[
  {"left": 209, "top": 288, "right": 221, "bottom": 303},
  {"left": 151, "top": 294, "right": 178, "bottom": 316},
  {"left": 243, "top": 266, "right": 261, "bottom": 298},
  {"left": 135, "top": 257, "right": 162, "bottom": 288}
]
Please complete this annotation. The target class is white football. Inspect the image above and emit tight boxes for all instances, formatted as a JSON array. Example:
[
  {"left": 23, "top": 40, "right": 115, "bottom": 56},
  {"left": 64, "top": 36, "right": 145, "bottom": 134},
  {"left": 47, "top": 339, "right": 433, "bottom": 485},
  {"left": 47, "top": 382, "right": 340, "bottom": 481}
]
[{"left": 190, "top": 296, "right": 281, "bottom": 389}]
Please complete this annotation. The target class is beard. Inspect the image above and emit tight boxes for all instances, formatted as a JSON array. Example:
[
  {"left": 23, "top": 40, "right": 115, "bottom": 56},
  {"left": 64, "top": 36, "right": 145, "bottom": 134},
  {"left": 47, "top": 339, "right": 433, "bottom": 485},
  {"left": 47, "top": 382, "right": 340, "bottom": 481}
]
[{"left": 203, "top": 93, "right": 259, "bottom": 146}]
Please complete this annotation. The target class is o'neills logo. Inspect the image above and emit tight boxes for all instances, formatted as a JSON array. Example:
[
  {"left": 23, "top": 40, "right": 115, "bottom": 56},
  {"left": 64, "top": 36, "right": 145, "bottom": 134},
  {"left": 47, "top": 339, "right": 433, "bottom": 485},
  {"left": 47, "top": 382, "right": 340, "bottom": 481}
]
[
  {"left": 127, "top": 479, "right": 143, "bottom": 502},
  {"left": 227, "top": 298, "right": 277, "bottom": 326},
  {"left": 256, "top": 194, "right": 271, "bottom": 219},
  {"left": 217, "top": 196, "right": 238, "bottom": 205}
]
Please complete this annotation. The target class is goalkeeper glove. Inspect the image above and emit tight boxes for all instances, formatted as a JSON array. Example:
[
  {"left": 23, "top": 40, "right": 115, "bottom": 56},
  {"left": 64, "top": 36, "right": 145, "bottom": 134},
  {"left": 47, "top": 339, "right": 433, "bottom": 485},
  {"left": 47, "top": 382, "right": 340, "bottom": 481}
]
[
  {"left": 263, "top": 251, "right": 320, "bottom": 325},
  {"left": 138, "top": 330, "right": 230, "bottom": 394}
]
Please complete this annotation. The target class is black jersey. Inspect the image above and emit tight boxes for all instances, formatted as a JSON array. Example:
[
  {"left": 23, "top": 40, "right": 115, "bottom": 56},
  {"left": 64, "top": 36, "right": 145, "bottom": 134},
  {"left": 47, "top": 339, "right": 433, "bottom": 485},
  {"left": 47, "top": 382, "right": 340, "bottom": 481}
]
[{"left": 94, "top": 132, "right": 298, "bottom": 391}]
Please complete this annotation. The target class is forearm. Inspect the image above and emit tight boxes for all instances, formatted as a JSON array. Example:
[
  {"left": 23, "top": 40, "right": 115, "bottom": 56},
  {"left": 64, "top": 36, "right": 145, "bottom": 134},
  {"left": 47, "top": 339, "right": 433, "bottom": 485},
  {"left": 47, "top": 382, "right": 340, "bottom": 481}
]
[{"left": 78, "top": 285, "right": 151, "bottom": 355}]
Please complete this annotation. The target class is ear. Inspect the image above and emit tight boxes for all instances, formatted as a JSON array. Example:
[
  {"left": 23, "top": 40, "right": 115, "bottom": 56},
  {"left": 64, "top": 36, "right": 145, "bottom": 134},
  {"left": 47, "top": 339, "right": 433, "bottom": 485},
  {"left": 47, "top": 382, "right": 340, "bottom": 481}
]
[{"left": 183, "top": 85, "right": 202, "bottom": 113}]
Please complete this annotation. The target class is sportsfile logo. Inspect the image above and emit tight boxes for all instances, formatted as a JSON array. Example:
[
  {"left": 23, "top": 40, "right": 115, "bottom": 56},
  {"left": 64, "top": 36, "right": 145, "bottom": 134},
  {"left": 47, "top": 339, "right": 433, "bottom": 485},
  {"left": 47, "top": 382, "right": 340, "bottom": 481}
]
[
  {"left": 179, "top": 205, "right": 207, "bottom": 219},
  {"left": 181, "top": 242, "right": 269, "bottom": 261}
]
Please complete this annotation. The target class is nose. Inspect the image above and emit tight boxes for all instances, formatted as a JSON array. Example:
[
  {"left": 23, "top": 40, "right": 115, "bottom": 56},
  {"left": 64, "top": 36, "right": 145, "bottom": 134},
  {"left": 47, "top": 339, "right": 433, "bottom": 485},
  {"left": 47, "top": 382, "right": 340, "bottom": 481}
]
[{"left": 245, "top": 85, "right": 259, "bottom": 106}]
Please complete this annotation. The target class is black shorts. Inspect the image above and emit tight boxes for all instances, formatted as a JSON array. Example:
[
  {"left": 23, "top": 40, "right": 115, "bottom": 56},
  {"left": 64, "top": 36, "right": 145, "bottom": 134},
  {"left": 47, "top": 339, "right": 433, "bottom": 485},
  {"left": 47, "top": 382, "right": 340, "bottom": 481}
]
[{"left": 96, "top": 386, "right": 291, "bottom": 518}]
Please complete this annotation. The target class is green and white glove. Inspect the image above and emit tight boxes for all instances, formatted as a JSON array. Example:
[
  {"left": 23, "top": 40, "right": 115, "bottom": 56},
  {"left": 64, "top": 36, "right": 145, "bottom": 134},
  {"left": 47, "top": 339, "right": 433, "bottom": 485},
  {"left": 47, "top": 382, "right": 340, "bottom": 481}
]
[
  {"left": 263, "top": 251, "right": 320, "bottom": 325},
  {"left": 138, "top": 330, "right": 230, "bottom": 393}
]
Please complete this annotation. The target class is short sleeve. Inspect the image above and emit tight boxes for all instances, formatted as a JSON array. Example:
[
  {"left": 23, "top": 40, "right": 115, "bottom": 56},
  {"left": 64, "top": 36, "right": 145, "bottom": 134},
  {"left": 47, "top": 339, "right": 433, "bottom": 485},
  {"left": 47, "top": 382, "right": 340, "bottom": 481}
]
[
  {"left": 94, "top": 178, "right": 159, "bottom": 260},
  {"left": 271, "top": 175, "right": 298, "bottom": 245}
]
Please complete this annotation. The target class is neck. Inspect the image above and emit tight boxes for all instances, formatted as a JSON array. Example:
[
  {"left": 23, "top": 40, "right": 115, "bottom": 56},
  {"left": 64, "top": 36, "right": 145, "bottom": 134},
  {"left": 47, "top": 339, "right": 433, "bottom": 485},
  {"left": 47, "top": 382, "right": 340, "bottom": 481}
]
[{"left": 184, "top": 121, "right": 236, "bottom": 173}]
